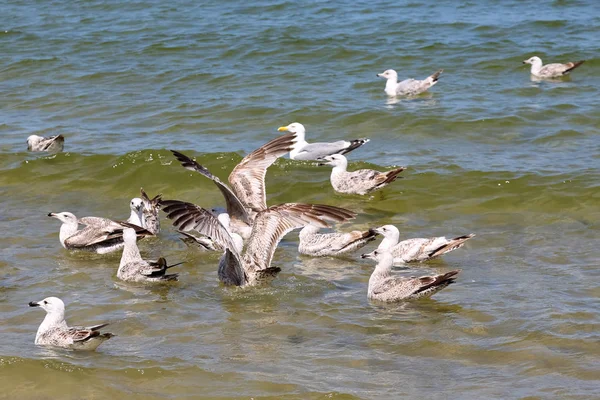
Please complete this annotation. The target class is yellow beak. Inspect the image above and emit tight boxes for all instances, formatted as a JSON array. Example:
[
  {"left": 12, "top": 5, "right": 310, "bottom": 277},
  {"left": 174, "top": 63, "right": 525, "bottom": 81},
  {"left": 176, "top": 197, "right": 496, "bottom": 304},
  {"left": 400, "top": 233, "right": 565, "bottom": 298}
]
[{"left": 277, "top": 126, "right": 289, "bottom": 132}]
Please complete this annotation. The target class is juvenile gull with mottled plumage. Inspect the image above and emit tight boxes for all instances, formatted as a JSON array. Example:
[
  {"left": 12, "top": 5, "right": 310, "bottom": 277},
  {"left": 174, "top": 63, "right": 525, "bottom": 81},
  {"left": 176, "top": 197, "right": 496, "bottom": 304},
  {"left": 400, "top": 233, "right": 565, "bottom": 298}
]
[
  {"left": 163, "top": 200, "right": 355, "bottom": 287},
  {"left": 377, "top": 69, "right": 443, "bottom": 97},
  {"left": 277, "top": 122, "right": 369, "bottom": 161},
  {"left": 374, "top": 225, "right": 474, "bottom": 264},
  {"left": 523, "top": 56, "right": 584, "bottom": 78},
  {"left": 117, "top": 228, "right": 181, "bottom": 282},
  {"left": 28, "top": 297, "right": 113, "bottom": 350},
  {"left": 362, "top": 250, "right": 460, "bottom": 302},
  {"left": 27, "top": 134, "right": 65, "bottom": 153},
  {"left": 298, "top": 225, "right": 378, "bottom": 257},
  {"left": 319, "top": 154, "right": 405, "bottom": 195},
  {"left": 48, "top": 211, "right": 151, "bottom": 254}
]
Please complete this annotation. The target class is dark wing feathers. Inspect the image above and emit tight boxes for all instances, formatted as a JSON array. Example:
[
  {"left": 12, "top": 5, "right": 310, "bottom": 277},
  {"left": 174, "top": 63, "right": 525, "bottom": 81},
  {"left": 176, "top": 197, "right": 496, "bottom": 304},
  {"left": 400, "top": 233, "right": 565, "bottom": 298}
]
[{"left": 170, "top": 150, "right": 251, "bottom": 224}]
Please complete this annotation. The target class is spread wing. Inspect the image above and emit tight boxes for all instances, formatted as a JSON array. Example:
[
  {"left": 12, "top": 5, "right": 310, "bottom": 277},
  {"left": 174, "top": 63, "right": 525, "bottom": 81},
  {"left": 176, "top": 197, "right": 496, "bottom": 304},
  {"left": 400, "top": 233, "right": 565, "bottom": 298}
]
[
  {"left": 162, "top": 200, "right": 242, "bottom": 259},
  {"left": 244, "top": 204, "right": 356, "bottom": 271},
  {"left": 170, "top": 150, "right": 251, "bottom": 225},
  {"left": 228, "top": 132, "right": 296, "bottom": 213},
  {"left": 67, "top": 219, "right": 151, "bottom": 248}
]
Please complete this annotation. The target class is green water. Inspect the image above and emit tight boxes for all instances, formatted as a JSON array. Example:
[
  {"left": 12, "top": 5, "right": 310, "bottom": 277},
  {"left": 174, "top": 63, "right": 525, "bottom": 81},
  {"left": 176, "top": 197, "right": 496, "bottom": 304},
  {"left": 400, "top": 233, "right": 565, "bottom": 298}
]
[{"left": 2, "top": 0, "right": 600, "bottom": 398}]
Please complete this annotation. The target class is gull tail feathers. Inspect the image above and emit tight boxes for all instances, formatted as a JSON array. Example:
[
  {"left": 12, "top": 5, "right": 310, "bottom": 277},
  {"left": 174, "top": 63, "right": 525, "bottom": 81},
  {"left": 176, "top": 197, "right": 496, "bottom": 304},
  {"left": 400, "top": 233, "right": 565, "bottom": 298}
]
[
  {"left": 382, "top": 167, "right": 406, "bottom": 185},
  {"left": 415, "top": 270, "right": 460, "bottom": 296},
  {"left": 428, "top": 234, "right": 475, "bottom": 258},
  {"left": 340, "top": 138, "right": 370, "bottom": 156},
  {"left": 563, "top": 60, "right": 585, "bottom": 75},
  {"left": 427, "top": 69, "right": 443, "bottom": 85}
]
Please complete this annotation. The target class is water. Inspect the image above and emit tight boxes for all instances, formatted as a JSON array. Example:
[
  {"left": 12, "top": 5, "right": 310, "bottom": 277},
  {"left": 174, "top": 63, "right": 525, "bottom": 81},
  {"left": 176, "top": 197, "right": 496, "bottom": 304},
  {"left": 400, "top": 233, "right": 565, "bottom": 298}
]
[{"left": 1, "top": 0, "right": 599, "bottom": 398}]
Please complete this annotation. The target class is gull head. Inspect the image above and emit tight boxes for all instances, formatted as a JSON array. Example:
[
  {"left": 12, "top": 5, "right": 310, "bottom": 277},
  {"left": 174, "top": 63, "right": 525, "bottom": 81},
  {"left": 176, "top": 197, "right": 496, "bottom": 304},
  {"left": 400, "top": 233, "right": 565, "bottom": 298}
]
[
  {"left": 317, "top": 154, "right": 347, "bottom": 167},
  {"left": 361, "top": 249, "right": 394, "bottom": 264},
  {"left": 48, "top": 212, "right": 77, "bottom": 224},
  {"left": 130, "top": 198, "right": 143, "bottom": 212},
  {"left": 373, "top": 224, "right": 400, "bottom": 240},
  {"left": 29, "top": 296, "right": 65, "bottom": 315},
  {"left": 26, "top": 135, "right": 43, "bottom": 150},
  {"left": 278, "top": 122, "right": 305, "bottom": 135},
  {"left": 523, "top": 56, "right": 542, "bottom": 66},
  {"left": 377, "top": 69, "right": 398, "bottom": 80},
  {"left": 122, "top": 227, "right": 138, "bottom": 244}
]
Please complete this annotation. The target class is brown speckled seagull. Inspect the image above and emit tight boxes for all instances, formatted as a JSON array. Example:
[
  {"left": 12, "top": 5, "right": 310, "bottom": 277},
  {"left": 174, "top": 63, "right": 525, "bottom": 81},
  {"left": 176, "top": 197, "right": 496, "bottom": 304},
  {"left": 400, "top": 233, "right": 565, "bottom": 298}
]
[
  {"left": 523, "top": 56, "right": 585, "bottom": 78},
  {"left": 162, "top": 200, "right": 355, "bottom": 287},
  {"left": 170, "top": 131, "right": 297, "bottom": 239},
  {"left": 298, "top": 225, "right": 379, "bottom": 257},
  {"left": 29, "top": 297, "right": 113, "bottom": 350},
  {"left": 319, "top": 154, "right": 406, "bottom": 195},
  {"left": 27, "top": 134, "right": 65, "bottom": 153},
  {"left": 361, "top": 250, "right": 460, "bottom": 302}
]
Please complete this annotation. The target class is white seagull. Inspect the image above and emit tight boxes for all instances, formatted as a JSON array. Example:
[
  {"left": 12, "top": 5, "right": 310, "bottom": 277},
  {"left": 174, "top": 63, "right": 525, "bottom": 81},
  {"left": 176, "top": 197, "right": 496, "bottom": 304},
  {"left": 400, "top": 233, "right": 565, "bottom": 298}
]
[{"left": 277, "top": 122, "right": 369, "bottom": 161}]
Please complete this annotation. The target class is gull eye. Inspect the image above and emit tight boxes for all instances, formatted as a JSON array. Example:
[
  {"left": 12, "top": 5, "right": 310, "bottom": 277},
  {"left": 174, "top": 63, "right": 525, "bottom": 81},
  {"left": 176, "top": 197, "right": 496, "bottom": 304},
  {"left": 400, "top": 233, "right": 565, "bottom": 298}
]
[{"left": 43, "top": 300, "right": 48, "bottom": 304}]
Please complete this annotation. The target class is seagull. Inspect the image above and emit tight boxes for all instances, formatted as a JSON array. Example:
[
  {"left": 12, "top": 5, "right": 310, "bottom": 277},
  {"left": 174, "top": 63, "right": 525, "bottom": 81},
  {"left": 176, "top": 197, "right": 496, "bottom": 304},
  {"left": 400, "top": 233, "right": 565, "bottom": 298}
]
[
  {"left": 162, "top": 200, "right": 355, "bottom": 287},
  {"left": 277, "top": 122, "right": 369, "bottom": 161},
  {"left": 298, "top": 225, "right": 379, "bottom": 257},
  {"left": 176, "top": 209, "right": 243, "bottom": 253},
  {"left": 48, "top": 212, "right": 151, "bottom": 254},
  {"left": 28, "top": 297, "right": 113, "bottom": 350},
  {"left": 377, "top": 69, "right": 443, "bottom": 97},
  {"left": 361, "top": 250, "right": 460, "bottom": 302},
  {"left": 169, "top": 131, "right": 297, "bottom": 239},
  {"left": 127, "top": 198, "right": 144, "bottom": 227},
  {"left": 27, "top": 134, "right": 65, "bottom": 153},
  {"left": 117, "top": 228, "right": 181, "bottom": 282},
  {"left": 374, "top": 225, "right": 475, "bottom": 264},
  {"left": 318, "top": 154, "right": 406, "bottom": 195},
  {"left": 140, "top": 188, "right": 162, "bottom": 234},
  {"left": 523, "top": 56, "right": 585, "bottom": 78}
]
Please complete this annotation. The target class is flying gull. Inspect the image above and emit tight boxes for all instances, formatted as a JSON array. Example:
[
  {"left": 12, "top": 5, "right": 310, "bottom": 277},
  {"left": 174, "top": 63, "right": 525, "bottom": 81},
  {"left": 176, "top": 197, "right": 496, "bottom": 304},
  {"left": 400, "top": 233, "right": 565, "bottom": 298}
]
[
  {"left": 48, "top": 212, "right": 151, "bottom": 254},
  {"left": 319, "top": 154, "right": 406, "bottom": 195},
  {"left": 163, "top": 200, "right": 355, "bottom": 287},
  {"left": 377, "top": 69, "right": 443, "bottom": 97},
  {"left": 361, "top": 250, "right": 460, "bottom": 302},
  {"left": 118, "top": 228, "right": 181, "bottom": 282},
  {"left": 27, "top": 134, "right": 65, "bottom": 153},
  {"left": 277, "top": 122, "right": 369, "bottom": 161},
  {"left": 298, "top": 224, "right": 379, "bottom": 257},
  {"left": 374, "top": 225, "right": 474, "bottom": 264},
  {"left": 170, "top": 131, "right": 297, "bottom": 239},
  {"left": 522, "top": 56, "right": 585, "bottom": 78},
  {"left": 29, "top": 297, "right": 113, "bottom": 350}
]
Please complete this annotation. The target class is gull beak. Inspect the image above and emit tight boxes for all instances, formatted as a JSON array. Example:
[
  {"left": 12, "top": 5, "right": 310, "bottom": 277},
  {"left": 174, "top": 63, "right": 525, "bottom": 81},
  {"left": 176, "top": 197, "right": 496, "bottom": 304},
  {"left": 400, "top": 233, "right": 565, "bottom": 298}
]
[
  {"left": 316, "top": 157, "right": 329, "bottom": 166},
  {"left": 377, "top": 73, "right": 383, "bottom": 77},
  {"left": 369, "top": 228, "right": 380, "bottom": 236},
  {"left": 522, "top": 60, "right": 528, "bottom": 64},
  {"left": 48, "top": 212, "right": 56, "bottom": 218},
  {"left": 29, "top": 301, "right": 39, "bottom": 307},
  {"left": 277, "top": 126, "right": 289, "bottom": 132}
]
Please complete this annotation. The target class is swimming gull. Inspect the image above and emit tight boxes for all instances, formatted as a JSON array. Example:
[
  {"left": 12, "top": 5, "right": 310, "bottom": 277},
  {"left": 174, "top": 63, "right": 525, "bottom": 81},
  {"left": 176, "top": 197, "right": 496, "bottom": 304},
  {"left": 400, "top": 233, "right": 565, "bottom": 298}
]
[
  {"left": 319, "top": 154, "right": 406, "bottom": 195},
  {"left": 140, "top": 188, "right": 162, "bottom": 234},
  {"left": 522, "top": 56, "right": 585, "bottom": 78},
  {"left": 27, "top": 134, "right": 65, "bottom": 153},
  {"left": 48, "top": 212, "right": 151, "bottom": 254},
  {"left": 170, "top": 131, "right": 297, "bottom": 239},
  {"left": 298, "top": 224, "right": 379, "bottom": 257},
  {"left": 374, "top": 225, "right": 475, "bottom": 264},
  {"left": 118, "top": 228, "right": 181, "bottom": 282},
  {"left": 361, "top": 250, "right": 460, "bottom": 302},
  {"left": 29, "top": 297, "right": 113, "bottom": 350},
  {"left": 277, "top": 122, "right": 369, "bottom": 161},
  {"left": 377, "top": 69, "right": 443, "bottom": 97},
  {"left": 163, "top": 200, "right": 355, "bottom": 287}
]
